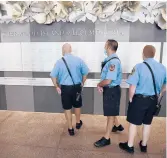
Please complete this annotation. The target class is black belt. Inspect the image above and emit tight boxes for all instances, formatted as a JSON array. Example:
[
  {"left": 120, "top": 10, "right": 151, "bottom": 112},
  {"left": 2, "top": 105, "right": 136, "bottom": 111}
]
[
  {"left": 103, "top": 85, "right": 120, "bottom": 89},
  {"left": 134, "top": 94, "right": 156, "bottom": 99},
  {"left": 61, "top": 83, "right": 81, "bottom": 88}
]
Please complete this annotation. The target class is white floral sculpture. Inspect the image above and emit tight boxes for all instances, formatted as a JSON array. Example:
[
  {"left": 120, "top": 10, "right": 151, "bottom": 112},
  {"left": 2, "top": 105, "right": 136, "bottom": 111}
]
[{"left": 0, "top": 1, "right": 166, "bottom": 30}]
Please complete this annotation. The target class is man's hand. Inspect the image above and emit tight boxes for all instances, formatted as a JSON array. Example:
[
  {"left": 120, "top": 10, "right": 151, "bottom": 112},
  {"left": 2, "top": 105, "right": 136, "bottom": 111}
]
[
  {"left": 129, "top": 85, "right": 136, "bottom": 103},
  {"left": 97, "top": 86, "right": 103, "bottom": 93},
  {"left": 56, "top": 87, "right": 61, "bottom": 95},
  {"left": 129, "top": 98, "right": 132, "bottom": 103},
  {"left": 81, "top": 82, "right": 84, "bottom": 88},
  {"left": 79, "top": 83, "right": 84, "bottom": 92}
]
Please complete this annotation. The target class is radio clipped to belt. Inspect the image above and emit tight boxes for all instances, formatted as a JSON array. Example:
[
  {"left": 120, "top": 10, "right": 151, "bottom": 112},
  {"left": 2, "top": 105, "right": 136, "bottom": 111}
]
[{"left": 62, "top": 57, "right": 82, "bottom": 102}]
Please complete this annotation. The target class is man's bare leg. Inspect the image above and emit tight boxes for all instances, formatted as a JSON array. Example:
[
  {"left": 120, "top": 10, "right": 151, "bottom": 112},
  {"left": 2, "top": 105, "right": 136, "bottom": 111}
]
[
  {"left": 94, "top": 116, "right": 113, "bottom": 147},
  {"left": 64, "top": 109, "right": 73, "bottom": 129},
  {"left": 104, "top": 116, "right": 114, "bottom": 139},
  {"left": 114, "top": 116, "right": 120, "bottom": 126},
  {"left": 128, "top": 123, "right": 137, "bottom": 147},
  {"left": 112, "top": 116, "right": 124, "bottom": 132},
  {"left": 142, "top": 124, "right": 151, "bottom": 146},
  {"left": 119, "top": 123, "right": 135, "bottom": 153},
  {"left": 74, "top": 108, "right": 81, "bottom": 123}
]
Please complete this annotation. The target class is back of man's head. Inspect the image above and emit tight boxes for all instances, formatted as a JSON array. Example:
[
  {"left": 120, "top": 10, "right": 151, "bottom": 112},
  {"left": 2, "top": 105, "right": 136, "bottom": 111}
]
[
  {"left": 62, "top": 43, "right": 72, "bottom": 55},
  {"left": 143, "top": 45, "right": 156, "bottom": 59},
  {"left": 107, "top": 39, "right": 118, "bottom": 52}
]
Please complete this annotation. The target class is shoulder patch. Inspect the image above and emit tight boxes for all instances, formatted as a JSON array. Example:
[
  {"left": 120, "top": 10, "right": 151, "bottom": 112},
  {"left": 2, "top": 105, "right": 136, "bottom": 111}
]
[
  {"left": 109, "top": 64, "right": 115, "bottom": 71},
  {"left": 130, "top": 67, "right": 135, "bottom": 75}
]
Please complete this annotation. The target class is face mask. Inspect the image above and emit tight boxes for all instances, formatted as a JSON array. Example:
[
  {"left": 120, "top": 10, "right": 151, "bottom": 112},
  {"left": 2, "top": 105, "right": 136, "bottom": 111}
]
[{"left": 104, "top": 49, "right": 107, "bottom": 56}]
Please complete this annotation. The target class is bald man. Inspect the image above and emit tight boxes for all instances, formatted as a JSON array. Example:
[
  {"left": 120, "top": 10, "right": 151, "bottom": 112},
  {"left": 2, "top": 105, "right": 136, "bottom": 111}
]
[
  {"left": 50, "top": 43, "right": 89, "bottom": 136},
  {"left": 119, "top": 45, "right": 166, "bottom": 153}
]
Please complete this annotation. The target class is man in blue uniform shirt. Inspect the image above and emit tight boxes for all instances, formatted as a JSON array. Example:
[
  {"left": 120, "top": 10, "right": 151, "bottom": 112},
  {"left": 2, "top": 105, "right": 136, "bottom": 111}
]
[
  {"left": 94, "top": 40, "right": 124, "bottom": 148},
  {"left": 119, "top": 45, "right": 166, "bottom": 153},
  {"left": 50, "top": 43, "right": 89, "bottom": 136}
]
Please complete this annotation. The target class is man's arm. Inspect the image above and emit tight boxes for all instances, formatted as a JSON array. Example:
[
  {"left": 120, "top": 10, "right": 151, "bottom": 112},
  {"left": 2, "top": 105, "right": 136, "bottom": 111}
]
[
  {"left": 98, "top": 61, "right": 118, "bottom": 87},
  {"left": 98, "top": 79, "right": 111, "bottom": 87},
  {"left": 129, "top": 85, "right": 136, "bottom": 102},
  {"left": 160, "top": 70, "right": 167, "bottom": 96},
  {"left": 80, "top": 59, "right": 89, "bottom": 86},
  {"left": 160, "top": 84, "right": 166, "bottom": 97},
  {"left": 126, "top": 65, "right": 139, "bottom": 102},
  {"left": 82, "top": 75, "right": 87, "bottom": 85},
  {"left": 51, "top": 77, "right": 61, "bottom": 94},
  {"left": 51, "top": 77, "right": 59, "bottom": 88},
  {"left": 50, "top": 62, "right": 61, "bottom": 94}
]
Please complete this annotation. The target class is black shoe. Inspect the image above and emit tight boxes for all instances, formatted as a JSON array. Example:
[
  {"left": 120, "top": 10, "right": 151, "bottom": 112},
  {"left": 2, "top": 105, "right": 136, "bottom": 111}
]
[
  {"left": 94, "top": 137, "right": 111, "bottom": 148},
  {"left": 76, "top": 120, "right": 83, "bottom": 129},
  {"left": 119, "top": 142, "right": 134, "bottom": 154},
  {"left": 139, "top": 141, "right": 147, "bottom": 153},
  {"left": 68, "top": 128, "right": 75, "bottom": 136},
  {"left": 112, "top": 125, "right": 124, "bottom": 132}
]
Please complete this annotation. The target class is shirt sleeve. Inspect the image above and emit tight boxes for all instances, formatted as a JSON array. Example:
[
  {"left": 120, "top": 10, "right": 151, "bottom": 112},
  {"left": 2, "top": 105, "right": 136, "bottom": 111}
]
[
  {"left": 105, "top": 61, "right": 119, "bottom": 80},
  {"left": 50, "top": 61, "right": 60, "bottom": 78},
  {"left": 163, "top": 68, "right": 167, "bottom": 84},
  {"left": 126, "top": 65, "right": 139, "bottom": 86},
  {"left": 80, "top": 59, "right": 89, "bottom": 76}
]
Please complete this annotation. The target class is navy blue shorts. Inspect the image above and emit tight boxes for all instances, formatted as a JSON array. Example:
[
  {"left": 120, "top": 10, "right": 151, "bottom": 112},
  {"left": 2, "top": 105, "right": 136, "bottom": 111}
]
[
  {"left": 61, "top": 84, "right": 82, "bottom": 110},
  {"left": 127, "top": 94, "right": 157, "bottom": 125},
  {"left": 103, "top": 86, "right": 121, "bottom": 116}
]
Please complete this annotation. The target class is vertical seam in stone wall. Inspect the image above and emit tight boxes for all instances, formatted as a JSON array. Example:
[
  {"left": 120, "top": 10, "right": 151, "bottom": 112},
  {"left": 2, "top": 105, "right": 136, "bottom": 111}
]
[
  {"left": 0, "top": 85, "right": 7, "bottom": 110},
  {"left": 160, "top": 42, "right": 164, "bottom": 63},
  {"left": 93, "top": 88, "right": 95, "bottom": 114},
  {"left": 20, "top": 43, "right": 24, "bottom": 71}
]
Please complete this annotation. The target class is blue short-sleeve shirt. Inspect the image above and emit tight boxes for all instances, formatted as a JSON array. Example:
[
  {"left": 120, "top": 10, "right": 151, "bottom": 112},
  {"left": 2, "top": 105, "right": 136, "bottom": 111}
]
[
  {"left": 101, "top": 53, "right": 122, "bottom": 87},
  {"left": 127, "top": 58, "right": 166, "bottom": 95},
  {"left": 50, "top": 53, "right": 89, "bottom": 85}
]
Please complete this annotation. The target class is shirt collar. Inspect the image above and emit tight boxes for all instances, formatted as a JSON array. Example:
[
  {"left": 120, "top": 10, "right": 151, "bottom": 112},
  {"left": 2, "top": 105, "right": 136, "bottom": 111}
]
[
  {"left": 105, "top": 53, "right": 117, "bottom": 61},
  {"left": 64, "top": 53, "right": 72, "bottom": 56},
  {"left": 144, "top": 58, "right": 154, "bottom": 62}
]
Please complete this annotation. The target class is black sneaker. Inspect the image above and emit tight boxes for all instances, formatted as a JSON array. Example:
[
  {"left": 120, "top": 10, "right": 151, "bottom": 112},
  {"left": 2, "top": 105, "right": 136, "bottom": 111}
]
[
  {"left": 112, "top": 125, "right": 124, "bottom": 132},
  {"left": 68, "top": 128, "right": 75, "bottom": 136},
  {"left": 119, "top": 142, "right": 134, "bottom": 154},
  {"left": 94, "top": 137, "right": 111, "bottom": 148},
  {"left": 139, "top": 141, "right": 147, "bottom": 153},
  {"left": 76, "top": 120, "right": 83, "bottom": 129}
]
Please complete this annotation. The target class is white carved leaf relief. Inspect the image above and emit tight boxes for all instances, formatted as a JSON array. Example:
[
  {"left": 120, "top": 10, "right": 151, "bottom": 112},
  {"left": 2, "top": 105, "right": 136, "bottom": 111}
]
[
  {"left": 86, "top": 13, "right": 97, "bottom": 22},
  {"left": 110, "top": 10, "right": 121, "bottom": 22},
  {"left": 0, "top": 2, "right": 13, "bottom": 21},
  {"left": 121, "top": 10, "right": 138, "bottom": 22},
  {"left": 32, "top": 13, "right": 46, "bottom": 24},
  {"left": 155, "top": 8, "right": 167, "bottom": 30},
  {"left": 77, "top": 15, "right": 86, "bottom": 22},
  {"left": 98, "top": 3, "right": 117, "bottom": 19},
  {"left": 69, "top": 10, "right": 85, "bottom": 23},
  {"left": 138, "top": 10, "right": 146, "bottom": 23},
  {"left": 127, "top": 1, "right": 141, "bottom": 12},
  {"left": 0, "top": 1, "right": 166, "bottom": 29}
]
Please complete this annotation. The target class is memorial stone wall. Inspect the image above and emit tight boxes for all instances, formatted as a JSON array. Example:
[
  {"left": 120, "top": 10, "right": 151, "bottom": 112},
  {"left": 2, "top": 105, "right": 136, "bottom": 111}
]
[{"left": 0, "top": 20, "right": 166, "bottom": 116}]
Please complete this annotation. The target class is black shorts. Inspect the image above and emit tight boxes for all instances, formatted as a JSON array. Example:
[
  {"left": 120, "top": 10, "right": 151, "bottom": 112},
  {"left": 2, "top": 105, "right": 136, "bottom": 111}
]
[
  {"left": 103, "top": 86, "right": 121, "bottom": 116},
  {"left": 61, "top": 84, "right": 82, "bottom": 110},
  {"left": 127, "top": 94, "right": 157, "bottom": 125}
]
